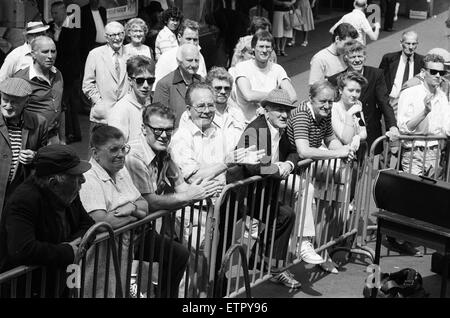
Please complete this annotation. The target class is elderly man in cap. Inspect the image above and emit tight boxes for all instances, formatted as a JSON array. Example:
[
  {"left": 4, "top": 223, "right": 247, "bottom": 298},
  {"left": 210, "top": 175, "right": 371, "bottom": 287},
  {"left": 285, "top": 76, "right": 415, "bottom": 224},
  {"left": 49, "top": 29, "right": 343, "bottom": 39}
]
[
  {"left": 0, "top": 144, "right": 94, "bottom": 297},
  {"left": 0, "top": 78, "right": 48, "bottom": 216},
  {"left": 0, "top": 21, "right": 49, "bottom": 82}
]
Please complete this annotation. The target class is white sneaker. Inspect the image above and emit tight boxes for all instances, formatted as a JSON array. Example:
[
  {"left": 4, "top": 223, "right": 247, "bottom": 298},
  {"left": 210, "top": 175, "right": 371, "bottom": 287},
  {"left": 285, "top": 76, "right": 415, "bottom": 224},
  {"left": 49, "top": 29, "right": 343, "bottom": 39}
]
[{"left": 299, "top": 240, "right": 325, "bottom": 264}]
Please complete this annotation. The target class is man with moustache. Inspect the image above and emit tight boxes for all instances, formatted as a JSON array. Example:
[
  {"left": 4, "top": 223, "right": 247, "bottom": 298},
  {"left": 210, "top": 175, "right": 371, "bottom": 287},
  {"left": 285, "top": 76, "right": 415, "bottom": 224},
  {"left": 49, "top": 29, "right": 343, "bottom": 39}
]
[
  {"left": 83, "top": 21, "right": 129, "bottom": 128},
  {"left": 0, "top": 78, "right": 48, "bottom": 216},
  {"left": 14, "top": 35, "right": 65, "bottom": 145},
  {"left": 153, "top": 43, "right": 202, "bottom": 126},
  {"left": 108, "top": 55, "right": 155, "bottom": 145}
]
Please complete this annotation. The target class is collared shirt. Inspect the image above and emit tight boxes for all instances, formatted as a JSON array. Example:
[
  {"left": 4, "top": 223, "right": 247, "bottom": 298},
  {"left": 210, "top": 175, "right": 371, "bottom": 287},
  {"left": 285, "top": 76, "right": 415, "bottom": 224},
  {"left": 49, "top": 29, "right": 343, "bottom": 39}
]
[
  {"left": 309, "top": 44, "right": 347, "bottom": 85},
  {"left": 107, "top": 93, "right": 145, "bottom": 145},
  {"left": 169, "top": 118, "right": 227, "bottom": 183},
  {"left": 329, "top": 9, "right": 373, "bottom": 45},
  {"left": 397, "top": 82, "right": 450, "bottom": 147},
  {"left": 153, "top": 45, "right": 207, "bottom": 90},
  {"left": 29, "top": 63, "right": 57, "bottom": 86},
  {"left": 91, "top": 9, "right": 106, "bottom": 43},
  {"left": 390, "top": 53, "right": 415, "bottom": 98},
  {"left": 14, "top": 65, "right": 63, "bottom": 133},
  {"left": 53, "top": 16, "right": 71, "bottom": 41},
  {"left": 0, "top": 43, "right": 33, "bottom": 82},
  {"left": 179, "top": 104, "right": 245, "bottom": 151},
  {"left": 125, "top": 133, "right": 184, "bottom": 195},
  {"left": 155, "top": 26, "right": 179, "bottom": 60},
  {"left": 79, "top": 158, "right": 141, "bottom": 214},
  {"left": 267, "top": 119, "right": 281, "bottom": 163}
]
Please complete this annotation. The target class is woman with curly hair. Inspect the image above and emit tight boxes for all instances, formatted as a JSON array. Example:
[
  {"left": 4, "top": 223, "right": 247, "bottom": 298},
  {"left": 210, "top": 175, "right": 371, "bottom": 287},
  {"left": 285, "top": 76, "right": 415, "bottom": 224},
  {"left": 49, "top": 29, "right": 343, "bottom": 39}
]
[
  {"left": 155, "top": 6, "right": 183, "bottom": 60},
  {"left": 124, "top": 18, "right": 153, "bottom": 60}
]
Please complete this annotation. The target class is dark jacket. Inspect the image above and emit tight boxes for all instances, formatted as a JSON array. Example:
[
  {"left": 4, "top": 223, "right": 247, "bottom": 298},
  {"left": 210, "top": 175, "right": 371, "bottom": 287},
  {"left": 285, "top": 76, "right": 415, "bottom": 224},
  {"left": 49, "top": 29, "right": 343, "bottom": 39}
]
[
  {"left": 0, "top": 177, "right": 95, "bottom": 273},
  {"left": 379, "top": 51, "right": 424, "bottom": 94},
  {"left": 228, "top": 115, "right": 300, "bottom": 182},
  {"left": 328, "top": 66, "right": 397, "bottom": 154},
  {"left": 153, "top": 68, "right": 202, "bottom": 127},
  {"left": 0, "top": 112, "right": 48, "bottom": 217},
  {"left": 47, "top": 22, "right": 81, "bottom": 84},
  {"left": 80, "top": 4, "right": 107, "bottom": 63}
]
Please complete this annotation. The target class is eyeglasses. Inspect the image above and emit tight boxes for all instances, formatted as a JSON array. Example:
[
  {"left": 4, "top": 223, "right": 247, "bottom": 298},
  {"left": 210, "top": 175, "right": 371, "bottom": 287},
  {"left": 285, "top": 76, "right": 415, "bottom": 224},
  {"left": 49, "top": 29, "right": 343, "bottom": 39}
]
[
  {"left": 106, "top": 32, "right": 124, "bottom": 38},
  {"left": 191, "top": 103, "right": 216, "bottom": 112},
  {"left": 213, "top": 86, "right": 231, "bottom": 93},
  {"left": 131, "top": 77, "right": 155, "bottom": 85},
  {"left": 427, "top": 68, "right": 446, "bottom": 76},
  {"left": 144, "top": 123, "right": 174, "bottom": 137},
  {"left": 103, "top": 144, "right": 131, "bottom": 156}
]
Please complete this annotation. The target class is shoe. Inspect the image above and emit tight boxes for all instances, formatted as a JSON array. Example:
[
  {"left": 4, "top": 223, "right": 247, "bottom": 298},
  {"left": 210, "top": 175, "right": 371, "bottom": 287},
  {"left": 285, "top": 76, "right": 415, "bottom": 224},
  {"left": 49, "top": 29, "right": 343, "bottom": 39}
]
[
  {"left": 280, "top": 51, "right": 288, "bottom": 56},
  {"left": 270, "top": 270, "right": 301, "bottom": 289},
  {"left": 384, "top": 28, "right": 394, "bottom": 32},
  {"left": 400, "top": 242, "right": 423, "bottom": 257},
  {"left": 301, "top": 41, "right": 308, "bottom": 47},
  {"left": 287, "top": 41, "right": 294, "bottom": 47},
  {"left": 129, "top": 280, "right": 146, "bottom": 298},
  {"left": 319, "top": 259, "right": 338, "bottom": 274},
  {"left": 275, "top": 49, "right": 281, "bottom": 56},
  {"left": 299, "top": 240, "right": 325, "bottom": 264}
]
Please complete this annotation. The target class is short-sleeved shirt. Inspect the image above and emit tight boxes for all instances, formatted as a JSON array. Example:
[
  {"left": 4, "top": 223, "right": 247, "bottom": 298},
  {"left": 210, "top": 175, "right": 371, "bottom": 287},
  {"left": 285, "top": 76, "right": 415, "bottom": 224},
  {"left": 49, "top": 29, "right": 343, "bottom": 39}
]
[
  {"left": 329, "top": 9, "right": 373, "bottom": 45},
  {"left": 125, "top": 133, "right": 184, "bottom": 195},
  {"left": 79, "top": 158, "right": 141, "bottom": 213},
  {"left": 286, "top": 101, "right": 335, "bottom": 153},
  {"left": 309, "top": 44, "right": 346, "bottom": 85},
  {"left": 234, "top": 59, "right": 289, "bottom": 122}
]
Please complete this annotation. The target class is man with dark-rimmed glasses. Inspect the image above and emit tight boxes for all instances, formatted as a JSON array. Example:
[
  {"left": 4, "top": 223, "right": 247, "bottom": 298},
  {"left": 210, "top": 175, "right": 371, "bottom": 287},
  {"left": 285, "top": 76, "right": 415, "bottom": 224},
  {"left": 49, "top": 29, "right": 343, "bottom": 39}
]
[{"left": 108, "top": 55, "right": 155, "bottom": 145}]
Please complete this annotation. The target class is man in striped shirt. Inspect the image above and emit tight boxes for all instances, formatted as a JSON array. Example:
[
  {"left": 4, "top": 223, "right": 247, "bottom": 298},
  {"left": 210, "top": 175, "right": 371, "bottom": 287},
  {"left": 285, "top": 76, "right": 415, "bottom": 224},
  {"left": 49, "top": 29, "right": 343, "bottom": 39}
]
[
  {"left": 286, "top": 80, "right": 355, "bottom": 274},
  {"left": 0, "top": 78, "right": 48, "bottom": 216}
]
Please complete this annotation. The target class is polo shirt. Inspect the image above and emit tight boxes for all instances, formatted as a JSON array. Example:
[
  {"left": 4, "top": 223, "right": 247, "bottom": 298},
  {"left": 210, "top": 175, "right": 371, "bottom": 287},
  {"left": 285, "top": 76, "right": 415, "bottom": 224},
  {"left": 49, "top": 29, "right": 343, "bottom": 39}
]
[{"left": 286, "top": 101, "right": 335, "bottom": 153}]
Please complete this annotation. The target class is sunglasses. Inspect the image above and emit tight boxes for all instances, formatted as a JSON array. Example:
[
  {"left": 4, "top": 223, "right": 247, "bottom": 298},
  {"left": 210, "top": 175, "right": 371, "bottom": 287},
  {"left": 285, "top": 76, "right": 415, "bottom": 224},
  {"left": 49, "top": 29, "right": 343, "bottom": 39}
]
[
  {"left": 213, "top": 86, "right": 231, "bottom": 93},
  {"left": 427, "top": 68, "right": 446, "bottom": 76},
  {"left": 132, "top": 77, "right": 155, "bottom": 85},
  {"left": 144, "top": 123, "right": 174, "bottom": 137}
]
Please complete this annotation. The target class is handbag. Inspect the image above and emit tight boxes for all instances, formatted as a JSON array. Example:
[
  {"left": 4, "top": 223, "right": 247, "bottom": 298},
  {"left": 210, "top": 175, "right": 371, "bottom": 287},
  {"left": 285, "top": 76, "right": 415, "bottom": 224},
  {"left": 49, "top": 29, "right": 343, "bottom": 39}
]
[
  {"left": 290, "top": 8, "right": 304, "bottom": 29},
  {"left": 283, "top": 11, "right": 292, "bottom": 31},
  {"left": 363, "top": 268, "right": 429, "bottom": 298}
]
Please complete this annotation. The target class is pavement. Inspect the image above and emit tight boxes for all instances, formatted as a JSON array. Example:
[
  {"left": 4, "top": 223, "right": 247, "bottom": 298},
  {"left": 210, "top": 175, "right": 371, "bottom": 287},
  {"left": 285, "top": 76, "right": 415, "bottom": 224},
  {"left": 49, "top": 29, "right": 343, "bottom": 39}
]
[{"left": 68, "top": 7, "right": 450, "bottom": 298}]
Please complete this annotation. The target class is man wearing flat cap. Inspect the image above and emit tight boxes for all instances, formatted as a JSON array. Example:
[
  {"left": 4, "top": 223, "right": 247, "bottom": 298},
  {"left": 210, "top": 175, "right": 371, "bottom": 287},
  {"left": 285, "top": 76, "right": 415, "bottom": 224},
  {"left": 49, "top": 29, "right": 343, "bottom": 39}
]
[
  {"left": 0, "top": 21, "right": 49, "bottom": 82},
  {"left": 0, "top": 144, "right": 95, "bottom": 297},
  {"left": 0, "top": 77, "right": 48, "bottom": 216}
]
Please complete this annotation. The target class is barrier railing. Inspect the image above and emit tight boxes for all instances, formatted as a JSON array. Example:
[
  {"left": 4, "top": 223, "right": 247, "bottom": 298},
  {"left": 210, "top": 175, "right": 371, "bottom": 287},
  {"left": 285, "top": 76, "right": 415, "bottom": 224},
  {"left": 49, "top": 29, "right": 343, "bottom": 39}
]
[{"left": 360, "top": 134, "right": 450, "bottom": 246}]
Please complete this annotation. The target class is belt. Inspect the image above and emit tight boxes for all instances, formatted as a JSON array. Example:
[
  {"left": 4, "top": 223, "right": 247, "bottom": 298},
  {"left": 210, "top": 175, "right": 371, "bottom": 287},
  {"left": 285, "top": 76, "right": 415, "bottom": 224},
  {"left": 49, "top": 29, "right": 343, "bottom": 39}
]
[{"left": 403, "top": 145, "right": 439, "bottom": 152}]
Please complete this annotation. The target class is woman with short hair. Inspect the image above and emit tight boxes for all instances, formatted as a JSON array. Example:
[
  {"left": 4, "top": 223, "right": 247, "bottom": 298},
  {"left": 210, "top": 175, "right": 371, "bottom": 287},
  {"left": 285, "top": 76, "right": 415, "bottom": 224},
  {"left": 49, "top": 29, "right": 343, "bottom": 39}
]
[{"left": 124, "top": 18, "right": 153, "bottom": 60}]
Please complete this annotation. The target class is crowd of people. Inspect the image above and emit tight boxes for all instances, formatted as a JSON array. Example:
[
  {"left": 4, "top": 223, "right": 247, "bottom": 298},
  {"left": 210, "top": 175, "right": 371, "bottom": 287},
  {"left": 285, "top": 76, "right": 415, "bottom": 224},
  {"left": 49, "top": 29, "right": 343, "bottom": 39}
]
[{"left": 1, "top": 0, "right": 450, "bottom": 298}]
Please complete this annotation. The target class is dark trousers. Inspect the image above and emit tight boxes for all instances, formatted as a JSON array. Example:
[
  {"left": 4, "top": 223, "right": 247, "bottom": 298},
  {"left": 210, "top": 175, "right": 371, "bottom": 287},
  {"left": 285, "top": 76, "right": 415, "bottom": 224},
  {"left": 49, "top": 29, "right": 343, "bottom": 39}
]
[
  {"left": 64, "top": 80, "right": 82, "bottom": 141},
  {"left": 139, "top": 230, "right": 189, "bottom": 298},
  {"left": 384, "top": 0, "right": 397, "bottom": 30}
]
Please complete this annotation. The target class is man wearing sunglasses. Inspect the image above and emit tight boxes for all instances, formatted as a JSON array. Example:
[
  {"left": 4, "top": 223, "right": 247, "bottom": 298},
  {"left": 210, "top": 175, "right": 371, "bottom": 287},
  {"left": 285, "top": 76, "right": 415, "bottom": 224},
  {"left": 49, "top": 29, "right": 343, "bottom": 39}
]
[
  {"left": 108, "top": 55, "right": 155, "bottom": 145},
  {"left": 154, "top": 43, "right": 202, "bottom": 126}
]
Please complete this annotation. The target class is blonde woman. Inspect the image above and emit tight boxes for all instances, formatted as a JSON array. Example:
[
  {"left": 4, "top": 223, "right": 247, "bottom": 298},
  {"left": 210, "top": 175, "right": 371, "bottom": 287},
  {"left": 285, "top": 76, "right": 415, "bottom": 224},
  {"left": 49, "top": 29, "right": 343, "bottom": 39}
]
[{"left": 124, "top": 18, "right": 153, "bottom": 60}]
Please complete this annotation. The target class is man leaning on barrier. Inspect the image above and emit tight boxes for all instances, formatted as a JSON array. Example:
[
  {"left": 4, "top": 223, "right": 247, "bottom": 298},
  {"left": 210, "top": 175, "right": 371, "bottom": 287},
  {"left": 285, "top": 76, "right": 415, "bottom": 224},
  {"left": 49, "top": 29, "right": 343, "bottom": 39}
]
[
  {"left": 286, "top": 80, "right": 356, "bottom": 274},
  {"left": 229, "top": 88, "right": 302, "bottom": 289},
  {"left": 0, "top": 144, "right": 95, "bottom": 297}
]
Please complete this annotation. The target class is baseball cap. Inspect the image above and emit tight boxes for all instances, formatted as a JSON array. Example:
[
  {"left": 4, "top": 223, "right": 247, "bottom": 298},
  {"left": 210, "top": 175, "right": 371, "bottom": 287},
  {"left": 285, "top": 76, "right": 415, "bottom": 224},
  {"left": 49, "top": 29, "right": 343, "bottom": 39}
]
[
  {"left": 34, "top": 145, "right": 91, "bottom": 177},
  {"left": 0, "top": 78, "right": 32, "bottom": 97}
]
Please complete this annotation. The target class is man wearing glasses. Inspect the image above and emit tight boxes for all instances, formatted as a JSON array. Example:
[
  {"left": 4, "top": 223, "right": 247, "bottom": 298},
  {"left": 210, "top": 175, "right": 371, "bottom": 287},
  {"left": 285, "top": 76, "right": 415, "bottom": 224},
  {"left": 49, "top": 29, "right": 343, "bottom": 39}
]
[
  {"left": 108, "top": 55, "right": 155, "bottom": 145},
  {"left": 154, "top": 43, "right": 202, "bottom": 126},
  {"left": 82, "top": 21, "right": 129, "bottom": 128}
]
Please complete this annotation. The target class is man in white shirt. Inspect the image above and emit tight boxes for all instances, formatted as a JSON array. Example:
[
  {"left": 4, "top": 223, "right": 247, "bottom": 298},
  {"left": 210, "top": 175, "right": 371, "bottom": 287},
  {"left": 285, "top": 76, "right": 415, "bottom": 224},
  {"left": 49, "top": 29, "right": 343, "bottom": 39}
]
[
  {"left": 108, "top": 55, "right": 155, "bottom": 145},
  {"left": 0, "top": 21, "right": 49, "bottom": 82},
  {"left": 309, "top": 23, "right": 358, "bottom": 85},
  {"left": 329, "top": 0, "right": 380, "bottom": 46},
  {"left": 82, "top": 21, "right": 129, "bottom": 127},
  {"left": 234, "top": 30, "right": 297, "bottom": 123},
  {"left": 153, "top": 19, "right": 207, "bottom": 90}
]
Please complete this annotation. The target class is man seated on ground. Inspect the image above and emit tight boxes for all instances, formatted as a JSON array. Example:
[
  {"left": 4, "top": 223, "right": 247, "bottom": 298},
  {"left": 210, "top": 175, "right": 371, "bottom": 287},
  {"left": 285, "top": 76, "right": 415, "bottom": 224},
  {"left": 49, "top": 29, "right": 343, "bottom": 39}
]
[
  {"left": 0, "top": 78, "right": 48, "bottom": 215},
  {"left": 286, "top": 80, "right": 355, "bottom": 274},
  {"left": 0, "top": 145, "right": 95, "bottom": 297},
  {"left": 393, "top": 53, "right": 450, "bottom": 257},
  {"left": 153, "top": 43, "right": 202, "bottom": 126},
  {"left": 108, "top": 55, "right": 155, "bottom": 145},
  {"left": 229, "top": 88, "right": 301, "bottom": 289},
  {"left": 234, "top": 30, "right": 297, "bottom": 123}
]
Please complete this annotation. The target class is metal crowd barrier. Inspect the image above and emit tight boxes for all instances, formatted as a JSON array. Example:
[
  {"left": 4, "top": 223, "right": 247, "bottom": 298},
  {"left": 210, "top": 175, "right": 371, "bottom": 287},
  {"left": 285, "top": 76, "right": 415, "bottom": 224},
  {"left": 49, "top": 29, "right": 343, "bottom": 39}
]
[{"left": 359, "top": 134, "right": 450, "bottom": 246}]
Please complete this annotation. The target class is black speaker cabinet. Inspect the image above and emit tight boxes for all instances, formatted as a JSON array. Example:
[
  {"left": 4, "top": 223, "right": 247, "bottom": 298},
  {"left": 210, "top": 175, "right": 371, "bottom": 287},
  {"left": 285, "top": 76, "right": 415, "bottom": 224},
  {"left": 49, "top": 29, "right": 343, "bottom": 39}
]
[{"left": 373, "top": 169, "right": 450, "bottom": 228}]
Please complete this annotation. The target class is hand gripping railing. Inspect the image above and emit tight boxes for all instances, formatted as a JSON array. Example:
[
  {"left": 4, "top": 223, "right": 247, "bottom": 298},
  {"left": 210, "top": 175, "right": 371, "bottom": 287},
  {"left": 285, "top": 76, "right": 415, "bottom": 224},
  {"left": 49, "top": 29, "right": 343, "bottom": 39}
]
[{"left": 69, "top": 222, "right": 124, "bottom": 298}]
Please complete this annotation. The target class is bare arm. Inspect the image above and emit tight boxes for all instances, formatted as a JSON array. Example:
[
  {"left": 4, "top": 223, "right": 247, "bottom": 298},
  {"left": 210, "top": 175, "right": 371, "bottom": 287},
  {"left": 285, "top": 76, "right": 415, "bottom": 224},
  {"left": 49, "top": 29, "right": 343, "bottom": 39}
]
[
  {"left": 279, "top": 78, "right": 298, "bottom": 102},
  {"left": 295, "top": 138, "right": 351, "bottom": 160},
  {"left": 88, "top": 209, "right": 138, "bottom": 230},
  {"left": 236, "top": 77, "right": 270, "bottom": 103}
]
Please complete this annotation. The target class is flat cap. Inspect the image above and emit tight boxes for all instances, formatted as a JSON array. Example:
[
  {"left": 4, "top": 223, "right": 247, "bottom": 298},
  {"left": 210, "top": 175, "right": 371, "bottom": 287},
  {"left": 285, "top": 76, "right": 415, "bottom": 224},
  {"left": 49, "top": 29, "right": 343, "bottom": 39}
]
[
  {"left": 0, "top": 78, "right": 32, "bottom": 97},
  {"left": 34, "top": 145, "right": 91, "bottom": 177},
  {"left": 261, "top": 88, "right": 296, "bottom": 109}
]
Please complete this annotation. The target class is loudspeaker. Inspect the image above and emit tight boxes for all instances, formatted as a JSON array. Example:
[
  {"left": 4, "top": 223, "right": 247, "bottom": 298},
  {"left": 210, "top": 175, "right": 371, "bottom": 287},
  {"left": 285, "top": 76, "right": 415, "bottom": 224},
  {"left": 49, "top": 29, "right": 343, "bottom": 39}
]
[{"left": 373, "top": 169, "right": 450, "bottom": 228}]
